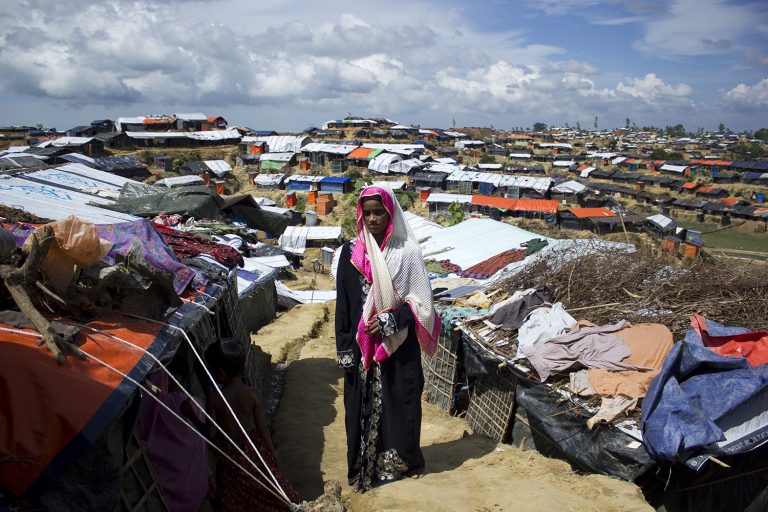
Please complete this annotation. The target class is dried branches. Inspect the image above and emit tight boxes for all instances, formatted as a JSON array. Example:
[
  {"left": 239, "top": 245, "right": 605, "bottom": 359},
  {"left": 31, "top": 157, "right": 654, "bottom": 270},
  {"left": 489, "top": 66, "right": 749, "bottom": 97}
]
[{"left": 489, "top": 243, "right": 768, "bottom": 339}]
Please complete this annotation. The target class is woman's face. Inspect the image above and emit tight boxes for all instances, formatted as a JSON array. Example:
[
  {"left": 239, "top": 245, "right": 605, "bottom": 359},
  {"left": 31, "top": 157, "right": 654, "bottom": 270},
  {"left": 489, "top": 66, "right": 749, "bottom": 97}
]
[{"left": 361, "top": 197, "right": 391, "bottom": 238}]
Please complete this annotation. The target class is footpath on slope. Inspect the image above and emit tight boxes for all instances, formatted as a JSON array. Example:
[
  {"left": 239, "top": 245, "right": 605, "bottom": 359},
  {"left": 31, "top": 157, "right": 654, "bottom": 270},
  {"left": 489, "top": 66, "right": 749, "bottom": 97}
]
[{"left": 251, "top": 303, "right": 654, "bottom": 512}]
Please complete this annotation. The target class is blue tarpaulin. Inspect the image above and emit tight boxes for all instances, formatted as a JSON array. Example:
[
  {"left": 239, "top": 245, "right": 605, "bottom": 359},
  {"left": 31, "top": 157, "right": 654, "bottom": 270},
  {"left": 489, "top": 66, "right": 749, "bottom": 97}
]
[{"left": 641, "top": 316, "right": 768, "bottom": 470}]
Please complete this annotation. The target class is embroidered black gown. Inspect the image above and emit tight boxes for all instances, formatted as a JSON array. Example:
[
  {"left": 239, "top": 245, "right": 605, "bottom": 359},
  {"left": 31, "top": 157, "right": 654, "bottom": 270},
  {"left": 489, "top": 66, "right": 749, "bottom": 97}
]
[{"left": 334, "top": 241, "right": 425, "bottom": 491}]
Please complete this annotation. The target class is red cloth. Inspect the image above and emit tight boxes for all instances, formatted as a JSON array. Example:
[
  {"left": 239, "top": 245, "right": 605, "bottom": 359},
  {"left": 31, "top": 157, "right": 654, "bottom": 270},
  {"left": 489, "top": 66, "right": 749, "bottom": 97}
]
[
  {"left": 691, "top": 313, "right": 768, "bottom": 366},
  {"left": 154, "top": 224, "right": 244, "bottom": 269}
]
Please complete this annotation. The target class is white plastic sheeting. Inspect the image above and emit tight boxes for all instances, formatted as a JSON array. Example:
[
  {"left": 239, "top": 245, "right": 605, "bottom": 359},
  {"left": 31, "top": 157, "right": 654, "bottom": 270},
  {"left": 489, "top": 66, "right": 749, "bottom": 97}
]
[
  {"left": 242, "top": 135, "right": 311, "bottom": 153},
  {"left": 368, "top": 153, "right": 403, "bottom": 174},
  {"left": 553, "top": 180, "right": 587, "bottom": 194},
  {"left": 125, "top": 129, "right": 240, "bottom": 141},
  {"left": 0, "top": 174, "right": 138, "bottom": 224},
  {"left": 552, "top": 160, "right": 576, "bottom": 167},
  {"left": 612, "top": 157, "right": 627, "bottom": 165},
  {"left": 403, "top": 211, "right": 443, "bottom": 242},
  {"left": 660, "top": 164, "right": 688, "bottom": 173},
  {"left": 647, "top": 214, "right": 676, "bottom": 230},
  {"left": 279, "top": 226, "right": 343, "bottom": 254},
  {"left": 454, "top": 140, "right": 485, "bottom": 149},
  {"left": 425, "top": 193, "right": 472, "bottom": 205},
  {"left": 362, "top": 143, "right": 425, "bottom": 156},
  {"left": 203, "top": 160, "right": 232, "bottom": 177},
  {"left": 260, "top": 152, "right": 294, "bottom": 162},
  {"left": 419, "top": 218, "right": 550, "bottom": 269},
  {"left": 254, "top": 173, "right": 286, "bottom": 187},
  {"left": 301, "top": 142, "right": 358, "bottom": 155},
  {"left": 445, "top": 170, "right": 552, "bottom": 195},
  {"left": 37, "top": 137, "right": 94, "bottom": 147},
  {"left": 275, "top": 281, "right": 336, "bottom": 304},
  {"left": 579, "top": 167, "right": 596, "bottom": 177},
  {"left": 155, "top": 175, "right": 205, "bottom": 188}
]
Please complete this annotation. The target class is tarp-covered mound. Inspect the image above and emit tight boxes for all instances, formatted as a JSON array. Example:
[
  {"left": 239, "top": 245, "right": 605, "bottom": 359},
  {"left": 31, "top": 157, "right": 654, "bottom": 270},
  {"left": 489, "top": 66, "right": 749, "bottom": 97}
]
[
  {"left": 641, "top": 314, "right": 768, "bottom": 470},
  {"left": 100, "top": 184, "right": 292, "bottom": 236}
]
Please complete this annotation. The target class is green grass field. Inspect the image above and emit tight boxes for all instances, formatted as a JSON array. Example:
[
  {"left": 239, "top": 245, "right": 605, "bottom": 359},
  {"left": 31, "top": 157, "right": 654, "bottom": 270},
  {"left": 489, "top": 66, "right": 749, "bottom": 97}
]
[{"left": 677, "top": 221, "right": 768, "bottom": 253}]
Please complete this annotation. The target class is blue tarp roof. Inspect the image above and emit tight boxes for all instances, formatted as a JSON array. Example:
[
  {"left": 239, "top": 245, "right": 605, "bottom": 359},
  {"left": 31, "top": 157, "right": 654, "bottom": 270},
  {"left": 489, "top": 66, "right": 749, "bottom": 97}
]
[
  {"left": 319, "top": 176, "right": 351, "bottom": 184},
  {"left": 641, "top": 316, "right": 768, "bottom": 470}
]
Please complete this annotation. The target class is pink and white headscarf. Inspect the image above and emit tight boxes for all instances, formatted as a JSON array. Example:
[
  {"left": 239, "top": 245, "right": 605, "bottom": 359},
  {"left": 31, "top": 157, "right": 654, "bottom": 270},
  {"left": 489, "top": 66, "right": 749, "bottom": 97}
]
[{"left": 351, "top": 185, "right": 440, "bottom": 369}]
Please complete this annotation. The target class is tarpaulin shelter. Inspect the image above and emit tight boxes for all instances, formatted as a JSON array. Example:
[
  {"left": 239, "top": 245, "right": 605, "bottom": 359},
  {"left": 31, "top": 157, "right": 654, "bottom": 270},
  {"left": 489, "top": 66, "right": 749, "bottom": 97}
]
[{"left": 1, "top": 219, "right": 253, "bottom": 511}]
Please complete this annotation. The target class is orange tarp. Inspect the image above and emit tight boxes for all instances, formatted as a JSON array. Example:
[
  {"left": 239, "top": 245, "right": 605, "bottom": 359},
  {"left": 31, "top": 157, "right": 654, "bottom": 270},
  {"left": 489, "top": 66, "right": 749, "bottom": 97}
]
[
  {"left": 697, "top": 186, "right": 714, "bottom": 193},
  {"left": 347, "top": 147, "right": 374, "bottom": 159},
  {"left": 690, "top": 160, "right": 733, "bottom": 166},
  {"left": 681, "top": 182, "right": 699, "bottom": 189},
  {"left": 720, "top": 197, "right": 740, "bottom": 205},
  {"left": 0, "top": 315, "right": 164, "bottom": 495},
  {"left": 471, "top": 195, "right": 558, "bottom": 213},
  {"left": 569, "top": 207, "right": 616, "bottom": 218}
]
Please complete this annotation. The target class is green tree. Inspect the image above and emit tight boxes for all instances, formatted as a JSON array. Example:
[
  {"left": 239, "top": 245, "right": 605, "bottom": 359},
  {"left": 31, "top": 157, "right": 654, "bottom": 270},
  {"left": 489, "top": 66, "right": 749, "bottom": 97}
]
[
  {"left": 532, "top": 122, "right": 547, "bottom": 132},
  {"left": 593, "top": 116, "right": 598, "bottom": 130},
  {"left": 754, "top": 128, "right": 768, "bottom": 141},
  {"left": 668, "top": 151, "right": 684, "bottom": 160},
  {"left": 731, "top": 143, "right": 766, "bottom": 160},
  {"left": 479, "top": 154, "right": 496, "bottom": 164},
  {"left": 649, "top": 149, "right": 669, "bottom": 160},
  {"left": 447, "top": 202, "right": 465, "bottom": 226},
  {"left": 718, "top": 122, "right": 727, "bottom": 133},
  {"left": 625, "top": 118, "right": 631, "bottom": 130},
  {"left": 665, "top": 124, "right": 686, "bottom": 137}
]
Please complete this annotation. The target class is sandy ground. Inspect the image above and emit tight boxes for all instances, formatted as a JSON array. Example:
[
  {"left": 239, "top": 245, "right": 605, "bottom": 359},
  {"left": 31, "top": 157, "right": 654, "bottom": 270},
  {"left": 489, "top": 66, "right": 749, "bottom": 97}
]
[{"left": 250, "top": 303, "right": 654, "bottom": 512}]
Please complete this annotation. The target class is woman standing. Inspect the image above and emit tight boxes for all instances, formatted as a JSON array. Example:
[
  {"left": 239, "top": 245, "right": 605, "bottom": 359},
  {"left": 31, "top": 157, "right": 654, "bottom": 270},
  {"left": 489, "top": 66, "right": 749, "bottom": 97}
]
[{"left": 335, "top": 185, "right": 441, "bottom": 492}]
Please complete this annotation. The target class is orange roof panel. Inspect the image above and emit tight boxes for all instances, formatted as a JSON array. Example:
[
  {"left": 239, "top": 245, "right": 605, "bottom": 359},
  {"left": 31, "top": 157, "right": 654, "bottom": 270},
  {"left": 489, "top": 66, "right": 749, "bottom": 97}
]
[
  {"left": 514, "top": 199, "right": 559, "bottom": 213},
  {"left": 347, "top": 147, "right": 374, "bottom": 159},
  {"left": 720, "top": 197, "right": 740, "bottom": 205},
  {"left": 569, "top": 207, "right": 617, "bottom": 218},
  {"left": 682, "top": 181, "right": 699, "bottom": 189},
  {"left": 471, "top": 195, "right": 518, "bottom": 209},
  {"left": 697, "top": 186, "right": 714, "bottom": 193},
  {"left": 470, "top": 196, "right": 559, "bottom": 213}
]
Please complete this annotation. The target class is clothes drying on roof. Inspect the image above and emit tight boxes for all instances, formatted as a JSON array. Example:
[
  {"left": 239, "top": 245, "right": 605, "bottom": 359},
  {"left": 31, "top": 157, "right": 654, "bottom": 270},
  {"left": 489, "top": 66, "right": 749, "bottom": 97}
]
[
  {"left": 155, "top": 225, "right": 244, "bottom": 269},
  {"left": 489, "top": 290, "right": 547, "bottom": 330},
  {"left": 520, "top": 320, "right": 646, "bottom": 382},
  {"left": 587, "top": 323, "right": 674, "bottom": 399},
  {"left": 516, "top": 303, "right": 576, "bottom": 359},
  {"left": 457, "top": 249, "right": 526, "bottom": 279}
]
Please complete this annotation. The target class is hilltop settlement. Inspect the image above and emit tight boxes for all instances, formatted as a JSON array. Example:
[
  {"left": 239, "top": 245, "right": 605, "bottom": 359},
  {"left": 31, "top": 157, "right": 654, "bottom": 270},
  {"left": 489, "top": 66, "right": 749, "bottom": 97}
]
[{"left": 0, "top": 113, "right": 767, "bottom": 511}]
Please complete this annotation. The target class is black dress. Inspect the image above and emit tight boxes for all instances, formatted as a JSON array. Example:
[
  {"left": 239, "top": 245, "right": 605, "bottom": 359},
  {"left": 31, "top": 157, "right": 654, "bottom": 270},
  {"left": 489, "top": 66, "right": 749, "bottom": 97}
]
[{"left": 334, "top": 241, "right": 425, "bottom": 491}]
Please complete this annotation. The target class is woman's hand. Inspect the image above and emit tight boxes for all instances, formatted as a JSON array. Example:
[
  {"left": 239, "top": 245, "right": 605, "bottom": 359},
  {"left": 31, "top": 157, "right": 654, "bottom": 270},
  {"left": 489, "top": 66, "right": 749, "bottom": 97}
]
[{"left": 364, "top": 318, "right": 381, "bottom": 336}]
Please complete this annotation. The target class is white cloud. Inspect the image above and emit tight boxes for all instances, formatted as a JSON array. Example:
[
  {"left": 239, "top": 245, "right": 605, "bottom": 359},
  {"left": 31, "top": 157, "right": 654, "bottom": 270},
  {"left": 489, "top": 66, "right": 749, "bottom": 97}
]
[
  {"left": 634, "top": 0, "right": 756, "bottom": 57},
  {"left": 616, "top": 74, "right": 693, "bottom": 105},
  {"left": 723, "top": 78, "right": 768, "bottom": 109}
]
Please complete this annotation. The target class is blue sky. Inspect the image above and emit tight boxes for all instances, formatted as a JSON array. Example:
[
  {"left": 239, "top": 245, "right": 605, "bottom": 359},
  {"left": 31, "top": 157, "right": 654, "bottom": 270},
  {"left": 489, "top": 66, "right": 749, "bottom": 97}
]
[{"left": 1, "top": 0, "right": 766, "bottom": 132}]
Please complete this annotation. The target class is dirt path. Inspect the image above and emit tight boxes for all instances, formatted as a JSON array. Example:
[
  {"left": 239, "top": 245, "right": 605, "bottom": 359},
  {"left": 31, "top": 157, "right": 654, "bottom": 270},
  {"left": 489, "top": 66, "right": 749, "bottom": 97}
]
[{"left": 254, "top": 304, "right": 653, "bottom": 512}]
